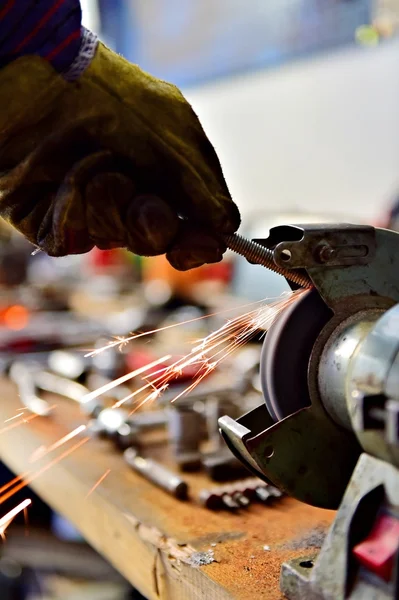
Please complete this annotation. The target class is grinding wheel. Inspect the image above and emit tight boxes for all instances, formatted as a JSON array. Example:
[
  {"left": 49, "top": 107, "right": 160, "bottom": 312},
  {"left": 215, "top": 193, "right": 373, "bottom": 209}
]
[{"left": 261, "top": 289, "right": 332, "bottom": 422}]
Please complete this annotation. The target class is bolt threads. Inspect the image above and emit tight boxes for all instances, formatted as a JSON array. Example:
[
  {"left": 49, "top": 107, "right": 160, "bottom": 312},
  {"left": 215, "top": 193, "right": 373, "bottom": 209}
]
[{"left": 224, "top": 233, "right": 311, "bottom": 288}]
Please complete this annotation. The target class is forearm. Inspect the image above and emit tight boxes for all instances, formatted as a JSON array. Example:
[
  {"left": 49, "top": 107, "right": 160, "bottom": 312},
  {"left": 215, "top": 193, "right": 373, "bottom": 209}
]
[{"left": 0, "top": 0, "right": 83, "bottom": 73}]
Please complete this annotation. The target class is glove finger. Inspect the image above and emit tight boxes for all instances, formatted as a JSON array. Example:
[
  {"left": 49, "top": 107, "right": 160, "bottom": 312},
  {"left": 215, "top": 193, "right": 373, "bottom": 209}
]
[
  {"left": 43, "top": 154, "right": 141, "bottom": 255},
  {"left": 151, "top": 158, "right": 239, "bottom": 236},
  {"left": 0, "top": 181, "right": 59, "bottom": 251},
  {"left": 85, "top": 171, "right": 136, "bottom": 249},
  {"left": 38, "top": 151, "right": 133, "bottom": 256},
  {"left": 147, "top": 98, "right": 241, "bottom": 234},
  {"left": 38, "top": 152, "right": 124, "bottom": 255},
  {"left": 178, "top": 190, "right": 241, "bottom": 235},
  {"left": 166, "top": 225, "right": 226, "bottom": 271},
  {"left": 39, "top": 186, "right": 94, "bottom": 256},
  {"left": 125, "top": 195, "right": 179, "bottom": 256},
  {"left": 177, "top": 150, "right": 241, "bottom": 235},
  {"left": 0, "top": 129, "right": 106, "bottom": 256},
  {"left": 2, "top": 122, "right": 106, "bottom": 191}
]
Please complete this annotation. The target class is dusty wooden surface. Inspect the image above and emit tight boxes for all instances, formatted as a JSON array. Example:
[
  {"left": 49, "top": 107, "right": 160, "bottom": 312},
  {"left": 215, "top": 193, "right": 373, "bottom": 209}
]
[{"left": 0, "top": 377, "right": 335, "bottom": 600}]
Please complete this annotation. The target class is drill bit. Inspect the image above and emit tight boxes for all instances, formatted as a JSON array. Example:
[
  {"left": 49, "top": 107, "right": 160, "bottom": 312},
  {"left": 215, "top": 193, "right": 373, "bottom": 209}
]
[{"left": 224, "top": 233, "right": 311, "bottom": 288}]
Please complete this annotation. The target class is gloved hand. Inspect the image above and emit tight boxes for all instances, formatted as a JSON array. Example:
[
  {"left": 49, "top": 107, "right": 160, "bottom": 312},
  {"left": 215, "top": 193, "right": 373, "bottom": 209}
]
[{"left": 0, "top": 43, "right": 240, "bottom": 270}]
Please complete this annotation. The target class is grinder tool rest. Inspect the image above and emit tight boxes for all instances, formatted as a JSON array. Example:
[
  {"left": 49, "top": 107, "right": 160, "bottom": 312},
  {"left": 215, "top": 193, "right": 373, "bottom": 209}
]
[{"left": 223, "top": 224, "right": 399, "bottom": 599}]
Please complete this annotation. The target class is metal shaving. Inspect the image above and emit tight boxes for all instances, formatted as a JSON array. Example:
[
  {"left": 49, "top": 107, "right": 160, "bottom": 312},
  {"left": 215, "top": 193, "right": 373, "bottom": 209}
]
[{"left": 187, "top": 550, "right": 215, "bottom": 567}]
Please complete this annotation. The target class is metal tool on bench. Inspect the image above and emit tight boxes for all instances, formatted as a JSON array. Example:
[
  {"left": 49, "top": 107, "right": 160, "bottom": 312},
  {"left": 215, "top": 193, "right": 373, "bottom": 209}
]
[
  {"left": 220, "top": 224, "right": 399, "bottom": 599},
  {"left": 89, "top": 405, "right": 167, "bottom": 452},
  {"left": 89, "top": 407, "right": 139, "bottom": 450},
  {"left": 198, "top": 477, "right": 283, "bottom": 510},
  {"left": 9, "top": 361, "right": 53, "bottom": 417},
  {"left": 8, "top": 356, "right": 199, "bottom": 466},
  {"left": 9, "top": 360, "right": 100, "bottom": 417},
  {"left": 167, "top": 402, "right": 203, "bottom": 472},
  {"left": 7, "top": 349, "right": 137, "bottom": 419},
  {"left": 47, "top": 349, "right": 133, "bottom": 404},
  {"left": 160, "top": 372, "right": 249, "bottom": 475},
  {"left": 124, "top": 448, "right": 189, "bottom": 500}
]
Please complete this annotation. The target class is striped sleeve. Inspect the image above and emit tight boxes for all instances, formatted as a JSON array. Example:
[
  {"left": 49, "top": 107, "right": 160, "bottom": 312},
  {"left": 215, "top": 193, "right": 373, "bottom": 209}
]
[{"left": 0, "top": 0, "right": 83, "bottom": 74}]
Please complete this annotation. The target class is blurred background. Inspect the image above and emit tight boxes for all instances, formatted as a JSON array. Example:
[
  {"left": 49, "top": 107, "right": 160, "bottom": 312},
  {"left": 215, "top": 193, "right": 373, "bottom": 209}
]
[
  {"left": 1, "top": 0, "right": 399, "bottom": 598},
  {"left": 83, "top": 0, "right": 399, "bottom": 225}
]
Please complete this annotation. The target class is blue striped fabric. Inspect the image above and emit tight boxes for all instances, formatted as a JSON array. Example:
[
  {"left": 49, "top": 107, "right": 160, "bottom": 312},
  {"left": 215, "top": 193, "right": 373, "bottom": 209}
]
[{"left": 0, "top": 0, "right": 82, "bottom": 73}]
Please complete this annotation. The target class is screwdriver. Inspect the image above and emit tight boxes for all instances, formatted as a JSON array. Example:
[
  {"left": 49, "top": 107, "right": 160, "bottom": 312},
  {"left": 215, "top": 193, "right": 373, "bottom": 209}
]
[{"left": 224, "top": 233, "right": 311, "bottom": 288}]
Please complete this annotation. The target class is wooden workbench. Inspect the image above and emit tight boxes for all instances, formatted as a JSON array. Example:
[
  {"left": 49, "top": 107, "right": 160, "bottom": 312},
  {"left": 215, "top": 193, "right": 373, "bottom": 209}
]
[{"left": 0, "top": 377, "right": 334, "bottom": 600}]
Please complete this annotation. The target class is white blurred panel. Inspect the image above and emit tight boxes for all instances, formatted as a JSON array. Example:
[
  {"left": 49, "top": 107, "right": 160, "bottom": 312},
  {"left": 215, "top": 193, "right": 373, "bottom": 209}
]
[{"left": 184, "top": 39, "right": 399, "bottom": 222}]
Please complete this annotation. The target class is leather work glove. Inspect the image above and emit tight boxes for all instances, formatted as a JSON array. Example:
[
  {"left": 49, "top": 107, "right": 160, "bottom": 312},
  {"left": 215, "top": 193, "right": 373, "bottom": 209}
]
[{"left": 0, "top": 43, "right": 240, "bottom": 270}]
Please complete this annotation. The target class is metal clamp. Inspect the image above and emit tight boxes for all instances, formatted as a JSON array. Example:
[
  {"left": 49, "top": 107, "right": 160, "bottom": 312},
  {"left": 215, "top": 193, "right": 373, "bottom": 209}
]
[{"left": 256, "top": 223, "right": 376, "bottom": 269}]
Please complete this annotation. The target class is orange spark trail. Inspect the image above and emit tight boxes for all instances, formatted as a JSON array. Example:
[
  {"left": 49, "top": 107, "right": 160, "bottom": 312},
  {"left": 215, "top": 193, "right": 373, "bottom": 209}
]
[
  {"left": 80, "top": 355, "right": 171, "bottom": 405},
  {"left": 0, "top": 412, "right": 40, "bottom": 435},
  {"left": 0, "top": 474, "right": 26, "bottom": 496},
  {"left": 83, "top": 297, "right": 273, "bottom": 358},
  {"left": 85, "top": 469, "right": 111, "bottom": 498},
  {"left": 84, "top": 320, "right": 211, "bottom": 357},
  {"left": 29, "top": 425, "right": 87, "bottom": 463},
  {"left": 112, "top": 374, "right": 170, "bottom": 408},
  {"left": 0, "top": 437, "right": 90, "bottom": 505},
  {"left": 3, "top": 413, "right": 24, "bottom": 424},
  {"left": 86, "top": 292, "right": 304, "bottom": 410},
  {"left": 0, "top": 405, "right": 56, "bottom": 436},
  {"left": 133, "top": 290, "right": 302, "bottom": 412},
  {"left": 140, "top": 290, "right": 306, "bottom": 404},
  {"left": 4, "top": 408, "right": 27, "bottom": 423},
  {"left": 24, "top": 504, "right": 29, "bottom": 537},
  {"left": 0, "top": 499, "right": 32, "bottom": 537},
  {"left": 0, "top": 292, "right": 304, "bottom": 514},
  {"left": 128, "top": 385, "right": 169, "bottom": 416},
  {"left": 0, "top": 426, "right": 87, "bottom": 496}
]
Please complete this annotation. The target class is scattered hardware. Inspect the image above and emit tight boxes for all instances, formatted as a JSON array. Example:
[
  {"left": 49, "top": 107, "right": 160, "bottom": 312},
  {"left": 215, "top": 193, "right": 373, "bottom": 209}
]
[
  {"left": 198, "top": 478, "right": 283, "bottom": 510},
  {"left": 89, "top": 408, "right": 140, "bottom": 451},
  {"left": 167, "top": 403, "right": 203, "bottom": 472}
]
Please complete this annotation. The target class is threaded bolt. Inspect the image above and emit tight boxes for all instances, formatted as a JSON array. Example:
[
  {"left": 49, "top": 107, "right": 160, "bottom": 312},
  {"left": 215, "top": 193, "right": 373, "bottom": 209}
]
[{"left": 224, "top": 233, "right": 312, "bottom": 288}]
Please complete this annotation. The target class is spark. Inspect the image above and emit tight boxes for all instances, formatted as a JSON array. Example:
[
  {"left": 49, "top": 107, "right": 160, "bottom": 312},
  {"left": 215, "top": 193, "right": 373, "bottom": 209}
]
[
  {"left": 0, "top": 290, "right": 305, "bottom": 519},
  {"left": 83, "top": 291, "right": 303, "bottom": 411},
  {"left": 0, "top": 499, "right": 32, "bottom": 539},
  {"left": 84, "top": 296, "right": 282, "bottom": 358},
  {"left": 0, "top": 407, "right": 55, "bottom": 436},
  {"left": 3, "top": 413, "right": 25, "bottom": 424},
  {"left": 128, "top": 384, "right": 169, "bottom": 416},
  {"left": 80, "top": 355, "right": 171, "bottom": 405},
  {"left": 107, "top": 291, "right": 306, "bottom": 411},
  {"left": 0, "top": 474, "right": 26, "bottom": 497},
  {"left": 0, "top": 437, "right": 90, "bottom": 505},
  {"left": 24, "top": 503, "right": 29, "bottom": 537},
  {"left": 139, "top": 290, "right": 306, "bottom": 404},
  {"left": 112, "top": 376, "right": 169, "bottom": 409},
  {"left": 85, "top": 469, "right": 111, "bottom": 498},
  {"left": 29, "top": 425, "right": 87, "bottom": 463}
]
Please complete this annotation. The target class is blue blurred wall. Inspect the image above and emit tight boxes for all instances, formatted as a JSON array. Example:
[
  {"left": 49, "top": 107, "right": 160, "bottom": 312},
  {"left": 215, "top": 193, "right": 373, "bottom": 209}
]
[{"left": 98, "top": 0, "right": 371, "bottom": 87}]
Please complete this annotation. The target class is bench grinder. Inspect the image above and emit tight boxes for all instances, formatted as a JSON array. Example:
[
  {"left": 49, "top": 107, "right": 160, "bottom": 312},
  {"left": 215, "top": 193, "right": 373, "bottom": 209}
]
[{"left": 222, "top": 224, "right": 399, "bottom": 599}]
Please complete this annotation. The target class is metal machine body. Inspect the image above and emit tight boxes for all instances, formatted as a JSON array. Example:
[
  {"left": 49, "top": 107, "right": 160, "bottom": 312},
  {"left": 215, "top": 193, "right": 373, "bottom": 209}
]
[{"left": 219, "top": 224, "right": 399, "bottom": 599}]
